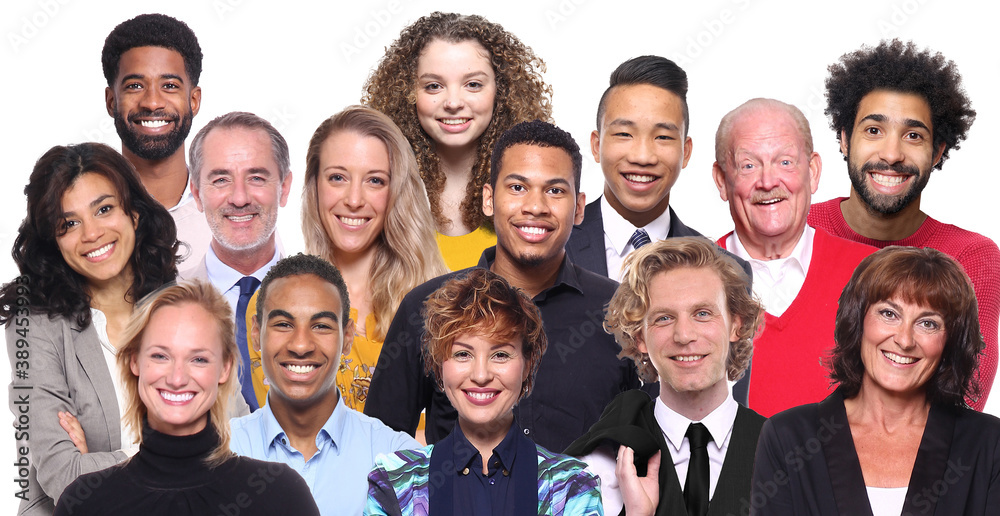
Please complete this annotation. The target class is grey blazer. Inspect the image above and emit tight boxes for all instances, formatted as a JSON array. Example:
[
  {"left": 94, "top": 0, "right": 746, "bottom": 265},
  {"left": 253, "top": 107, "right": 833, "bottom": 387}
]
[{"left": 7, "top": 314, "right": 128, "bottom": 516}]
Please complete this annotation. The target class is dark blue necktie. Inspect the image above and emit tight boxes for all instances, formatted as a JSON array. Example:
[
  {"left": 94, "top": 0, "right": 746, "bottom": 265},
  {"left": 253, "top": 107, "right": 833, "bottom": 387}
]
[
  {"left": 629, "top": 229, "right": 652, "bottom": 250},
  {"left": 236, "top": 276, "right": 261, "bottom": 412}
]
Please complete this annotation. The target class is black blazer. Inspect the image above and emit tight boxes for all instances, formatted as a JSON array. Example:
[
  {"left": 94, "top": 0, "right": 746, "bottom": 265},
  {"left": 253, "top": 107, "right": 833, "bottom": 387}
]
[
  {"left": 565, "top": 198, "right": 753, "bottom": 405},
  {"left": 752, "top": 389, "right": 1000, "bottom": 515},
  {"left": 565, "top": 390, "right": 766, "bottom": 516}
]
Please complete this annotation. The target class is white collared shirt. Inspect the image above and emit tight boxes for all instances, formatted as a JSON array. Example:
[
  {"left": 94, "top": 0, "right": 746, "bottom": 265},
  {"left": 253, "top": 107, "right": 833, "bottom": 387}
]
[
  {"left": 90, "top": 308, "right": 139, "bottom": 456},
  {"left": 601, "top": 196, "right": 672, "bottom": 281},
  {"left": 727, "top": 225, "right": 815, "bottom": 317},
  {"left": 204, "top": 244, "right": 280, "bottom": 315},
  {"left": 581, "top": 392, "right": 739, "bottom": 515}
]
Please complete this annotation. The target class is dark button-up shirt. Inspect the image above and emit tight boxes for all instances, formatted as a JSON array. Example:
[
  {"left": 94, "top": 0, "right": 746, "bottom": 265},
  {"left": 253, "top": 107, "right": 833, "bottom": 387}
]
[
  {"left": 452, "top": 422, "right": 520, "bottom": 516},
  {"left": 365, "top": 247, "right": 642, "bottom": 452}
]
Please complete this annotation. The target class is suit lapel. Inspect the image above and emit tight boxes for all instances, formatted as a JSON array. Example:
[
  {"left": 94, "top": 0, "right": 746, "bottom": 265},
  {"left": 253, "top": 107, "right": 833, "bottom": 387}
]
[
  {"left": 819, "top": 391, "right": 873, "bottom": 516},
  {"left": 72, "top": 323, "right": 122, "bottom": 447},
  {"left": 567, "top": 199, "right": 609, "bottom": 276},
  {"left": 901, "top": 403, "right": 955, "bottom": 515},
  {"left": 708, "top": 406, "right": 765, "bottom": 516},
  {"left": 648, "top": 405, "right": 688, "bottom": 516}
]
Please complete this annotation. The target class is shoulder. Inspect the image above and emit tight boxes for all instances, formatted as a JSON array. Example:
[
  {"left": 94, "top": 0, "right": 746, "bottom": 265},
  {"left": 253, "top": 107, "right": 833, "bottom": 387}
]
[
  {"left": 812, "top": 226, "right": 877, "bottom": 259},
  {"left": 569, "top": 262, "right": 619, "bottom": 297},
  {"left": 401, "top": 269, "right": 468, "bottom": 304},
  {"left": 371, "top": 445, "right": 432, "bottom": 479},
  {"left": 342, "top": 407, "right": 421, "bottom": 451},
  {"left": 225, "top": 456, "right": 319, "bottom": 513},
  {"left": 228, "top": 409, "right": 267, "bottom": 451},
  {"left": 924, "top": 217, "right": 1000, "bottom": 259},
  {"left": 761, "top": 399, "right": 827, "bottom": 443},
  {"left": 537, "top": 445, "right": 594, "bottom": 477},
  {"left": 55, "top": 463, "right": 129, "bottom": 513}
]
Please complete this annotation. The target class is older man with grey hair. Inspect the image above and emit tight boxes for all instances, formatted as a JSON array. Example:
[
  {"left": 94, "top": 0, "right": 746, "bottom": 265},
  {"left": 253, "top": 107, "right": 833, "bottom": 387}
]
[
  {"left": 711, "top": 98, "right": 874, "bottom": 417},
  {"left": 181, "top": 111, "right": 293, "bottom": 412}
]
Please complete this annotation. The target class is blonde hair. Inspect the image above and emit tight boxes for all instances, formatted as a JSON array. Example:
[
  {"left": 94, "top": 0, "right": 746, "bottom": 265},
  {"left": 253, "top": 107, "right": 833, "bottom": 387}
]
[
  {"left": 606, "top": 237, "right": 763, "bottom": 383},
  {"left": 116, "top": 279, "right": 239, "bottom": 468},
  {"left": 302, "top": 106, "right": 447, "bottom": 340}
]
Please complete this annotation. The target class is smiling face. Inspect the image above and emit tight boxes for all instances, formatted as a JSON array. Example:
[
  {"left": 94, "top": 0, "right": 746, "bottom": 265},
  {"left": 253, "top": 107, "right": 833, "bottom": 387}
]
[
  {"left": 860, "top": 297, "right": 946, "bottom": 399},
  {"left": 131, "top": 302, "right": 231, "bottom": 436},
  {"left": 192, "top": 127, "right": 291, "bottom": 256},
  {"left": 316, "top": 131, "right": 390, "bottom": 261},
  {"left": 441, "top": 333, "right": 527, "bottom": 435},
  {"left": 843, "top": 90, "right": 944, "bottom": 215},
  {"left": 483, "top": 144, "right": 585, "bottom": 270},
  {"left": 638, "top": 267, "right": 739, "bottom": 408},
  {"left": 593, "top": 84, "right": 692, "bottom": 228},
  {"left": 713, "top": 107, "right": 821, "bottom": 258},
  {"left": 253, "top": 274, "right": 353, "bottom": 409},
  {"left": 106, "top": 46, "right": 200, "bottom": 162},
  {"left": 55, "top": 172, "right": 137, "bottom": 290},
  {"left": 415, "top": 39, "right": 497, "bottom": 155}
]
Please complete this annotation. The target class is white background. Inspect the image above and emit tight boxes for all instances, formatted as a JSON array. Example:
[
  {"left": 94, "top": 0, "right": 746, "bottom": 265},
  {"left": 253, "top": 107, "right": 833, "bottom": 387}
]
[{"left": 2, "top": 0, "right": 998, "bottom": 510}]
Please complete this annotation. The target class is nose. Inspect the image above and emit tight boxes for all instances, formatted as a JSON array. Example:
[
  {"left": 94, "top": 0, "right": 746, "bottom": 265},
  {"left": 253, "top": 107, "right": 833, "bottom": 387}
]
[
  {"left": 228, "top": 178, "right": 250, "bottom": 207},
  {"left": 894, "top": 325, "right": 916, "bottom": 351},
  {"left": 627, "top": 137, "right": 658, "bottom": 166},
  {"left": 80, "top": 216, "right": 104, "bottom": 243},
  {"left": 443, "top": 90, "right": 465, "bottom": 112},
  {"left": 345, "top": 180, "right": 365, "bottom": 210},
  {"left": 878, "top": 136, "right": 904, "bottom": 164},
  {"left": 165, "top": 360, "right": 189, "bottom": 389},
  {"left": 522, "top": 187, "right": 550, "bottom": 216},
  {"left": 757, "top": 163, "right": 780, "bottom": 191},
  {"left": 673, "top": 315, "right": 696, "bottom": 345},
  {"left": 138, "top": 85, "right": 166, "bottom": 112},
  {"left": 471, "top": 355, "right": 491, "bottom": 384},
  {"left": 286, "top": 326, "right": 317, "bottom": 358}
]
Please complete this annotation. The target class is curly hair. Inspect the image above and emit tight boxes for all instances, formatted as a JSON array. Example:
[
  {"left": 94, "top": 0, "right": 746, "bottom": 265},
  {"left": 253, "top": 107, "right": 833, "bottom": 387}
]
[
  {"left": 0, "top": 143, "right": 179, "bottom": 328},
  {"left": 117, "top": 280, "right": 238, "bottom": 468},
  {"left": 489, "top": 119, "right": 582, "bottom": 192},
  {"left": 825, "top": 39, "right": 975, "bottom": 170},
  {"left": 362, "top": 12, "right": 553, "bottom": 231},
  {"left": 827, "top": 246, "right": 983, "bottom": 407},
  {"left": 606, "top": 237, "right": 763, "bottom": 383},
  {"left": 301, "top": 106, "right": 447, "bottom": 340},
  {"left": 422, "top": 269, "right": 547, "bottom": 401},
  {"left": 256, "top": 253, "right": 351, "bottom": 330},
  {"left": 102, "top": 13, "right": 203, "bottom": 87}
]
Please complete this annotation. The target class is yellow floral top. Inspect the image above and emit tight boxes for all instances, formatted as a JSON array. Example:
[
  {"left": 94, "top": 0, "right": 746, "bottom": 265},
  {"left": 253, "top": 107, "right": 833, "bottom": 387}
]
[{"left": 336, "top": 308, "right": 382, "bottom": 412}]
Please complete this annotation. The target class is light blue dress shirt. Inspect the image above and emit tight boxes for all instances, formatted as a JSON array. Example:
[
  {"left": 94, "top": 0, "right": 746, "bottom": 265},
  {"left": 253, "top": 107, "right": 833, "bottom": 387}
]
[{"left": 230, "top": 394, "right": 419, "bottom": 516}]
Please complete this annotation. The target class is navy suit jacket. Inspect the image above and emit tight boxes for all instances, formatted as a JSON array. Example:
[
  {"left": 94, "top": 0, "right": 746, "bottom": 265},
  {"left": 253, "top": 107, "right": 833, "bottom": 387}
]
[
  {"left": 752, "top": 389, "right": 1000, "bottom": 515},
  {"left": 566, "top": 198, "right": 753, "bottom": 405}
]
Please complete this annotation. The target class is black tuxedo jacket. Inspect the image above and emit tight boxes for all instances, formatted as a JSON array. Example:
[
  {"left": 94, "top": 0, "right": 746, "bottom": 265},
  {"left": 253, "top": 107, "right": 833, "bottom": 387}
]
[
  {"left": 566, "top": 198, "right": 753, "bottom": 405},
  {"left": 752, "top": 389, "right": 1000, "bottom": 515},
  {"left": 565, "top": 390, "right": 766, "bottom": 516}
]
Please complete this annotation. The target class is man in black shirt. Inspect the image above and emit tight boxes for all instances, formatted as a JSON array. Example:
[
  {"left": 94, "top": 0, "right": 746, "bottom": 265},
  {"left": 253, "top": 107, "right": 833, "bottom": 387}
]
[{"left": 365, "top": 120, "right": 642, "bottom": 452}]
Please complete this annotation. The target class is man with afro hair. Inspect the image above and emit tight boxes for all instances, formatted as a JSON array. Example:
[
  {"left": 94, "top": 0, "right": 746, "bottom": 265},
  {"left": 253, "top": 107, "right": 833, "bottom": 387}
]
[
  {"left": 809, "top": 39, "right": 999, "bottom": 410},
  {"left": 102, "top": 13, "right": 211, "bottom": 267}
]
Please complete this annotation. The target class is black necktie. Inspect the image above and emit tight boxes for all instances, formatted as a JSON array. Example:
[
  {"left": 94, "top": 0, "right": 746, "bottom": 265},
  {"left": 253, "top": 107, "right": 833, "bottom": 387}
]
[
  {"left": 685, "top": 422, "right": 714, "bottom": 516},
  {"left": 628, "top": 228, "right": 652, "bottom": 250}
]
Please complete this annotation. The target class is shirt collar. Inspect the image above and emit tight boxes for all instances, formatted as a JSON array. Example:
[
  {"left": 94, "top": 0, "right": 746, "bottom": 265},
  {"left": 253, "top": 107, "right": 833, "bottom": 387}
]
[
  {"left": 654, "top": 391, "right": 738, "bottom": 454},
  {"left": 205, "top": 244, "right": 281, "bottom": 294},
  {"left": 258, "top": 392, "right": 347, "bottom": 452},
  {"left": 729, "top": 225, "right": 814, "bottom": 277},
  {"left": 475, "top": 246, "right": 584, "bottom": 297},
  {"left": 600, "top": 195, "right": 672, "bottom": 256},
  {"left": 451, "top": 420, "right": 521, "bottom": 474},
  {"left": 166, "top": 174, "right": 195, "bottom": 213}
]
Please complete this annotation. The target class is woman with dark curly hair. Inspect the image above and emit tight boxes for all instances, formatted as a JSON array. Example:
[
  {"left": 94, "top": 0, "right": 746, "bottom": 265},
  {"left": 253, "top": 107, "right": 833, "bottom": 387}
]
[
  {"left": 363, "top": 12, "right": 553, "bottom": 271},
  {"left": 0, "top": 143, "right": 180, "bottom": 516},
  {"left": 751, "top": 246, "right": 1000, "bottom": 515}
]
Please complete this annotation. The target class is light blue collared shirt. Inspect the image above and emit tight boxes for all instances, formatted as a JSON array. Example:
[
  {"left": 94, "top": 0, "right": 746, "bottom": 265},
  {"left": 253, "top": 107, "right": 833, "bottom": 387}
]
[{"left": 229, "top": 394, "right": 419, "bottom": 516}]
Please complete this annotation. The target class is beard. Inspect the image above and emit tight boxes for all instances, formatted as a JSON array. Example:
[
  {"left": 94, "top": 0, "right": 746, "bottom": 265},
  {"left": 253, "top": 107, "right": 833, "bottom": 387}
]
[
  {"left": 204, "top": 204, "right": 278, "bottom": 253},
  {"left": 114, "top": 107, "right": 193, "bottom": 161},
  {"left": 847, "top": 148, "right": 930, "bottom": 215}
]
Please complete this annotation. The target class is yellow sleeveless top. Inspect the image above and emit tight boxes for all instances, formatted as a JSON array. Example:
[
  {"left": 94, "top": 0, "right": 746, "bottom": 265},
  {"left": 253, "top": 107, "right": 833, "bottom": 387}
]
[{"left": 435, "top": 225, "right": 496, "bottom": 271}]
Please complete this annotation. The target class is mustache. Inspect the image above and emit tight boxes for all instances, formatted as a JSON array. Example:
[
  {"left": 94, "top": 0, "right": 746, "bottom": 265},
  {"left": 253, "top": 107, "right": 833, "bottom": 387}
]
[
  {"left": 126, "top": 109, "right": 180, "bottom": 123},
  {"left": 860, "top": 160, "right": 920, "bottom": 177},
  {"left": 749, "top": 187, "right": 789, "bottom": 204}
]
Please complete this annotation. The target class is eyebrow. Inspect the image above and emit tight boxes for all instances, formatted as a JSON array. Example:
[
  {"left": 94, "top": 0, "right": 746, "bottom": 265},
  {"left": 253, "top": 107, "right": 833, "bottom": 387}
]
[
  {"left": 418, "top": 71, "right": 490, "bottom": 82},
  {"left": 60, "top": 194, "right": 116, "bottom": 218},
  {"left": 858, "top": 113, "right": 931, "bottom": 132},
  {"left": 503, "top": 173, "right": 571, "bottom": 188},
  {"left": 607, "top": 118, "right": 680, "bottom": 132},
  {"left": 266, "top": 309, "right": 340, "bottom": 323},
  {"left": 120, "top": 73, "right": 185, "bottom": 85}
]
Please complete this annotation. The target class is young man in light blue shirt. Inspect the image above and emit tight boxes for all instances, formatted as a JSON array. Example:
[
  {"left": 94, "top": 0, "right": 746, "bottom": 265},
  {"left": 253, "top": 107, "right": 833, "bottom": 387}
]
[{"left": 230, "top": 254, "right": 418, "bottom": 515}]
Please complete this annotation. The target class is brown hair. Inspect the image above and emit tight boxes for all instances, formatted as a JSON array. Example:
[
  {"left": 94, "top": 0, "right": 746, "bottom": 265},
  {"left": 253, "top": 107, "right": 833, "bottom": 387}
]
[
  {"left": 362, "top": 12, "right": 553, "bottom": 230},
  {"left": 606, "top": 237, "right": 763, "bottom": 383},
  {"left": 828, "top": 246, "right": 983, "bottom": 406}
]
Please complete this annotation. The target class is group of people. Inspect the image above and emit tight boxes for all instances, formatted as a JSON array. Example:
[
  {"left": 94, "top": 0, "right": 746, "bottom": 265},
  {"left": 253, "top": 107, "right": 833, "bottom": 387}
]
[{"left": 2, "top": 9, "right": 998, "bottom": 516}]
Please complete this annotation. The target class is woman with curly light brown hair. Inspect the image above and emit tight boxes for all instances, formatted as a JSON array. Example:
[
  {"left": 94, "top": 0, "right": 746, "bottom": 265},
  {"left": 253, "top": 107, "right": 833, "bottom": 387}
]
[{"left": 363, "top": 11, "right": 553, "bottom": 271}]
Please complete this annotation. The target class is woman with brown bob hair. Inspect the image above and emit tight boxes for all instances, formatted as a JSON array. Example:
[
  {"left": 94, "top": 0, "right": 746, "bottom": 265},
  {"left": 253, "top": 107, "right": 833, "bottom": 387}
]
[
  {"left": 751, "top": 247, "right": 1000, "bottom": 515},
  {"left": 363, "top": 12, "right": 553, "bottom": 270},
  {"left": 54, "top": 280, "right": 318, "bottom": 515}
]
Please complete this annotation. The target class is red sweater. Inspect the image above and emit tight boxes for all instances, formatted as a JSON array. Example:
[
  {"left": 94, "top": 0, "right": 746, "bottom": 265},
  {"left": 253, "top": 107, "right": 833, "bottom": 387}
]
[
  {"left": 809, "top": 197, "right": 1000, "bottom": 410},
  {"left": 719, "top": 228, "right": 875, "bottom": 417}
]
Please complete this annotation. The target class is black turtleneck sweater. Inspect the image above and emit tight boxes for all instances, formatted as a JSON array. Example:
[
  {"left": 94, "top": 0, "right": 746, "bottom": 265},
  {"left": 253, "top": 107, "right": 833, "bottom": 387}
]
[{"left": 53, "top": 422, "right": 319, "bottom": 516}]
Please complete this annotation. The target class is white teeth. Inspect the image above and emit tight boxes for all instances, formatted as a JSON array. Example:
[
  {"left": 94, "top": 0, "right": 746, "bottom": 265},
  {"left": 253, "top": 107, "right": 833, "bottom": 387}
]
[
  {"left": 759, "top": 198, "right": 782, "bottom": 205},
  {"left": 624, "top": 174, "right": 655, "bottom": 183},
  {"left": 871, "top": 173, "right": 907, "bottom": 187},
  {"left": 140, "top": 120, "right": 169, "bottom": 128},
  {"left": 160, "top": 391, "right": 194, "bottom": 402},
  {"left": 673, "top": 355, "right": 703, "bottom": 362},
  {"left": 285, "top": 364, "right": 316, "bottom": 374},
  {"left": 228, "top": 214, "right": 253, "bottom": 223},
  {"left": 519, "top": 226, "right": 547, "bottom": 235},
  {"left": 86, "top": 243, "right": 113, "bottom": 258},
  {"left": 440, "top": 118, "right": 470, "bottom": 125},
  {"left": 883, "top": 351, "right": 917, "bottom": 365},
  {"left": 467, "top": 391, "right": 497, "bottom": 400},
  {"left": 339, "top": 216, "right": 368, "bottom": 227}
]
